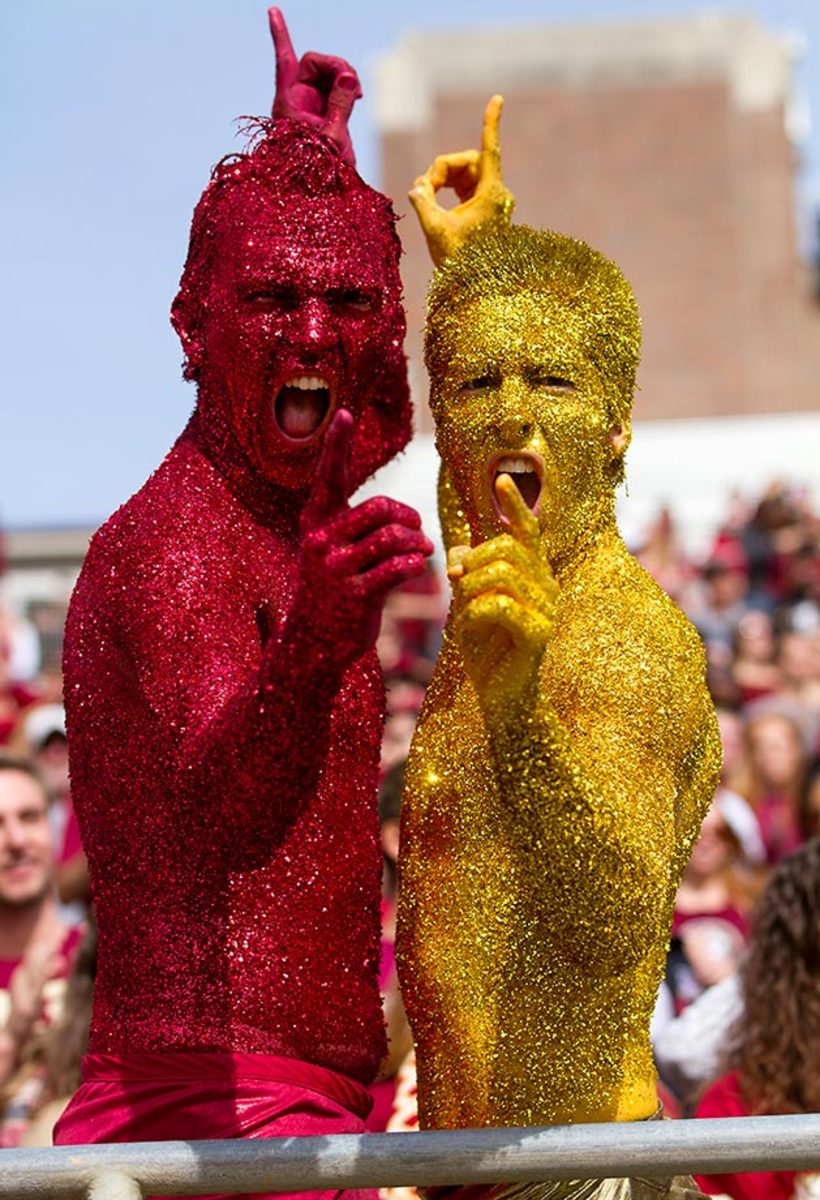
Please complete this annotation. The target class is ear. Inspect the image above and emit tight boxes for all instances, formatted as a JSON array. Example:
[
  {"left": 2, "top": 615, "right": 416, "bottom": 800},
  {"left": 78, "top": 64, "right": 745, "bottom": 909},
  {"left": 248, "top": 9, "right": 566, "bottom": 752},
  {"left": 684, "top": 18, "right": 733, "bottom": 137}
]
[
  {"left": 170, "top": 289, "right": 203, "bottom": 379},
  {"left": 608, "top": 420, "right": 631, "bottom": 459}
]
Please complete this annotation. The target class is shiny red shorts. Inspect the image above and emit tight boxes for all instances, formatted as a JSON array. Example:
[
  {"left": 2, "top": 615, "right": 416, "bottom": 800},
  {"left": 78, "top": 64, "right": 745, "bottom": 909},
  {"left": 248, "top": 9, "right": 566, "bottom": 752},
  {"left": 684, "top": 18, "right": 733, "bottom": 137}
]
[{"left": 54, "top": 1050, "right": 376, "bottom": 1200}]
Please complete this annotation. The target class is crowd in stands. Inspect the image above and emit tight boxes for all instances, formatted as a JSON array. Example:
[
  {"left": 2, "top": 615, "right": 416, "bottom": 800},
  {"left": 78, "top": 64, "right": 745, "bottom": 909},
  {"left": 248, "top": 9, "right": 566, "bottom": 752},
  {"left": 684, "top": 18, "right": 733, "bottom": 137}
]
[{"left": 0, "top": 478, "right": 817, "bottom": 1199}]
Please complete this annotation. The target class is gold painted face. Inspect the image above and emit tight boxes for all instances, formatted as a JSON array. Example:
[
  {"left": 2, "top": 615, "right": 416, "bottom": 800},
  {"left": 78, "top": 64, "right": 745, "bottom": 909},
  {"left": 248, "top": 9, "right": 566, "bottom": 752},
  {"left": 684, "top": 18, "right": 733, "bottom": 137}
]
[
  {"left": 425, "top": 224, "right": 639, "bottom": 567},
  {"left": 433, "top": 290, "right": 627, "bottom": 563}
]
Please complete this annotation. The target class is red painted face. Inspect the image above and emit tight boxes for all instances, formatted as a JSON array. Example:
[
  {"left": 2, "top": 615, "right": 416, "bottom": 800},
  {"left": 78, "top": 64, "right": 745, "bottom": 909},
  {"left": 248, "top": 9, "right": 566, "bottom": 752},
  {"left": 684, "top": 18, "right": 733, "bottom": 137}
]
[{"left": 173, "top": 122, "right": 411, "bottom": 495}]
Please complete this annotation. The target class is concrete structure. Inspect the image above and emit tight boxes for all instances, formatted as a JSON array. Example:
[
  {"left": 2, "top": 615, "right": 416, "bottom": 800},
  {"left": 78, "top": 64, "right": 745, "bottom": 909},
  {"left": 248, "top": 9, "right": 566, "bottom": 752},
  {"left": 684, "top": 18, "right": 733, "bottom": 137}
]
[
  {"left": 1, "top": 528, "right": 90, "bottom": 678},
  {"left": 2, "top": 527, "right": 89, "bottom": 609},
  {"left": 375, "top": 12, "right": 820, "bottom": 430}
]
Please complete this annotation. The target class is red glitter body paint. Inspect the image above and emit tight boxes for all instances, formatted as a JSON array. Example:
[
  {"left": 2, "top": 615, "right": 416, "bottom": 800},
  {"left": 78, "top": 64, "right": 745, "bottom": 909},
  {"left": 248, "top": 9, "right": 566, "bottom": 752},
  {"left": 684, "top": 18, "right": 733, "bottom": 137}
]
[{"left": 61, "top": 121, "right": 430, "bottom": 1086}]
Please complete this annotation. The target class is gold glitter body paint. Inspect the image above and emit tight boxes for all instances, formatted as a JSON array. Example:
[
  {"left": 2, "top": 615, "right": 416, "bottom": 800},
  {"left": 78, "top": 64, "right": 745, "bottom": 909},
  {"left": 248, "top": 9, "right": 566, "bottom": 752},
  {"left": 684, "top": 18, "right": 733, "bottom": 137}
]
[{"left": 397, "top": 225, "right": 721, "bottom": 1130}]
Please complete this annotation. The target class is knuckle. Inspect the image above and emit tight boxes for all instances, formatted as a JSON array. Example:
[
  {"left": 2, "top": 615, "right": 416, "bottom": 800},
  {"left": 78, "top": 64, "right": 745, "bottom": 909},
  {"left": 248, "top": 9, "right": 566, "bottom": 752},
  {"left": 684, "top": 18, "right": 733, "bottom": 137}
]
[{"left": 363, "top": 494, "right": 389, "bottom": 518}]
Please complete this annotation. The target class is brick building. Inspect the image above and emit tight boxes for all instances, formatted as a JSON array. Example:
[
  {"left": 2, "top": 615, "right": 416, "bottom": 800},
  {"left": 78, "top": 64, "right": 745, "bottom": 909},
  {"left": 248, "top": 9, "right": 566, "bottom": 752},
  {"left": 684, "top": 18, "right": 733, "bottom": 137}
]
[{"left": 374, "top": 13, "right": 820, "bottom": 431}]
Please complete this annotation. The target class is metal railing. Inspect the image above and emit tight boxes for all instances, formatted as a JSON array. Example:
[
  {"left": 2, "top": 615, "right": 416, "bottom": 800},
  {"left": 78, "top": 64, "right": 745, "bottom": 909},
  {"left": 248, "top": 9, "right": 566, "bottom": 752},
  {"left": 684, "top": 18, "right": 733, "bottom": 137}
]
[{"left": 1, "top": 1115, "right": 819, "bottom": 1198}]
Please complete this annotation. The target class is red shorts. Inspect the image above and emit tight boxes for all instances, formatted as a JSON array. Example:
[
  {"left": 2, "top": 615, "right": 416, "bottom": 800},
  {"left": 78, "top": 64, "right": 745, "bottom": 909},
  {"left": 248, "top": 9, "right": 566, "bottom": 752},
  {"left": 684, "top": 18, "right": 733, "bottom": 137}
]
[{"left": 54, "top": 1050, "right": 376, "bottom": 1200}]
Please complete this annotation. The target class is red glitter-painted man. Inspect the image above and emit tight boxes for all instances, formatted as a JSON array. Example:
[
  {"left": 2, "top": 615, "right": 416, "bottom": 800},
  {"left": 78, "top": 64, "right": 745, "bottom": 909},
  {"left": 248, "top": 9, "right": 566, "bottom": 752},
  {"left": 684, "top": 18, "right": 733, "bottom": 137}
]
[{"left": 54, "top": 12, "right": 432, "bottom": 1187}]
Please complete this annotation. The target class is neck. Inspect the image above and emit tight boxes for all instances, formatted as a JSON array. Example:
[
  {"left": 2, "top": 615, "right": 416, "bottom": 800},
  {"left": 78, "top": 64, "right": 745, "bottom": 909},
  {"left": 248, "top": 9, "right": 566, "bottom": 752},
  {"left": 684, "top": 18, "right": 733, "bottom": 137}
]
[
  {"left": 551, "top": 501, "right": 621, "bottom": 583},
  {"left": 185, "top": 398, "right": 304, "bottom": 534},
  {"left": 0, "top": 891, "right": 59, "bottom": 959}
]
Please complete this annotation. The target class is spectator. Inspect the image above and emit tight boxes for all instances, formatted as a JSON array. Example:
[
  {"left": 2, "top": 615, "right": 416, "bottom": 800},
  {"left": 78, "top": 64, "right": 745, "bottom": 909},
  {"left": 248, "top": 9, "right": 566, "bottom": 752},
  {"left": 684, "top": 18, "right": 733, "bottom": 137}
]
[
  {"left": 689, "top": 545, "right": 750, "bottom": 654},
  {"left": 694, "top": 838, "right": 820, "bottom": 1200},
  {"left": 739, "top": 713, "right": 806, "bottom": 864},
  {"left": 0, "top": 758, "right": 80, "bottom": 1110},
  {"left": 742, "top": 630, "right": 820, "bottom": 752},
  {"left": 0, "top": 625, "right": 39, "bottom": 749},
  {"left": 668, "top": 800, "right": 755, "bottom": 1009},
  {"left": 15, "top": 706, "right": 88, "bottom": 917},
  {"left": 380, "top": 677, "right": 424, "bottom": 781},
  {"left": 635, "top": 506, "right": 692, "bottom": 604},
  {"left": 714, "top": 708, "right": 765, "bottom": 867},
  {"left": 799, "top": 757, "right": 820, "bottom": 841},
  {"left": 738, "top": 483, "right": 803, "bottom": 608},
  {"left": 731, "top": 610, "right": 781, "bottom": 705},
  {"left": 12, "top": 923, "right": 96, "bottom": 1148},
  {"left": 654, "top": 973, "right": 743, "bottom": 1110}
]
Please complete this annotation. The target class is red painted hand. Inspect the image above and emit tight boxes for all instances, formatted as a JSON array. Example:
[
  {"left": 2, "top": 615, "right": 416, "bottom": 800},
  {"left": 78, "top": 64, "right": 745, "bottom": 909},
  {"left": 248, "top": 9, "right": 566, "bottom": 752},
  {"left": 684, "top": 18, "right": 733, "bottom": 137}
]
[
  {"left": 294, "top": 410, "right": 433, "bottom": 669},
  {"left": 269, "top": 7, "right": 362, "bottom": 165}
]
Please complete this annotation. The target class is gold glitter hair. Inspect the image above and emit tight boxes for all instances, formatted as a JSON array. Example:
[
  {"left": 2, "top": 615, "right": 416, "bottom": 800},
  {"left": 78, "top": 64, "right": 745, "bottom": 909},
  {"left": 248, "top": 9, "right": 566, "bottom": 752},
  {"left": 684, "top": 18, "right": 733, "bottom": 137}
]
[{"left": 425, "top": 224, "right": 641, "bottom": 432}]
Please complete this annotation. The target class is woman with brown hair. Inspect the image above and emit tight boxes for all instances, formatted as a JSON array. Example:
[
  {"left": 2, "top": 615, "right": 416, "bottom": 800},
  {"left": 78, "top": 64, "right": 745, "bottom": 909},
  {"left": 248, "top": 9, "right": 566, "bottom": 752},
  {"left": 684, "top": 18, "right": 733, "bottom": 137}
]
[
  {"left": 694, "top": 838, "right": 820, "bottom": 1200},
  {"left": 737, "top": 713, "right": 807, "bottom": 864}
]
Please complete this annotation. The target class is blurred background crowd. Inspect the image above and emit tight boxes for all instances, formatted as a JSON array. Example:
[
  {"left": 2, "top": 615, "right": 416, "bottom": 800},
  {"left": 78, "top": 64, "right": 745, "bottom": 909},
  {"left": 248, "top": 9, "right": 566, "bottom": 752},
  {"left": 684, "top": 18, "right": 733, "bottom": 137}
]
[{"left": 0, "top": 475, "right": 818, "bottom": 1200}]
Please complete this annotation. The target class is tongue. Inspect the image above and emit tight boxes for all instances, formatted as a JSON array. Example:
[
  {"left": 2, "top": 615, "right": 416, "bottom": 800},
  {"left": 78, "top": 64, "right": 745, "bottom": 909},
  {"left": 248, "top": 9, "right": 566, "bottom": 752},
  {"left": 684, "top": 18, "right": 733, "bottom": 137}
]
[
  {"left": 275, "top": 387, "right": 328, "bottom": 439},
  {"left": 501, "top": 470, "right": 541, "bottom": 511}
]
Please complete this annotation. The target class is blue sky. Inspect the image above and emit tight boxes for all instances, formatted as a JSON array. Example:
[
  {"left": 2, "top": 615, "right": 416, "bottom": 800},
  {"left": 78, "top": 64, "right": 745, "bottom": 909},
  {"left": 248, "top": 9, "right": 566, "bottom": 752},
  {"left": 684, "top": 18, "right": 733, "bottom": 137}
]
[{"left": 3, "top": 0, "right": 819, "bottom": 529}]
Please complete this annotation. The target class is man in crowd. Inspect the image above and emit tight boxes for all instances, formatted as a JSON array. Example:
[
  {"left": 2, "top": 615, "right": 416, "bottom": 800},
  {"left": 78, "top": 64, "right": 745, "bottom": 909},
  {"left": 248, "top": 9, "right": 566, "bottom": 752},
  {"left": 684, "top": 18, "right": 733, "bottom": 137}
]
[
  {"left": 0, "top": 759, "right": 78, "bottom": 1088},
  {"left": 54, "top": 11, "right": 432, "bottom": 1183}
]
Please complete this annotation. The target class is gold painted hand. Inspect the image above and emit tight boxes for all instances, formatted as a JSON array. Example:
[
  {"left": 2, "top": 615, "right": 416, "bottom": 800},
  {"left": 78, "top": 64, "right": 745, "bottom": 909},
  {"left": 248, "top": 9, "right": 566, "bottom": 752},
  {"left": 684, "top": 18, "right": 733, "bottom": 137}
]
[
  {"left": 409, "top": 95, "right": 515, "bottom": 266},
  {"left": 450, "top": 475, "right": 557, "bottom": 707}
]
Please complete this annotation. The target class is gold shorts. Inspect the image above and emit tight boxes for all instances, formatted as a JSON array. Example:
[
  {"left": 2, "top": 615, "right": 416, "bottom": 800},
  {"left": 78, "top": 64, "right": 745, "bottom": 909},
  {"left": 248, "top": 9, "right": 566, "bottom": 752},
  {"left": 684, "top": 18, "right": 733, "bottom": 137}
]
[
  {"left": 436, "top": 1174, "right": 707, "bottom": 1200},
  {"left": 419, "top": 1110, "right": 707, "bottom": 1200}
]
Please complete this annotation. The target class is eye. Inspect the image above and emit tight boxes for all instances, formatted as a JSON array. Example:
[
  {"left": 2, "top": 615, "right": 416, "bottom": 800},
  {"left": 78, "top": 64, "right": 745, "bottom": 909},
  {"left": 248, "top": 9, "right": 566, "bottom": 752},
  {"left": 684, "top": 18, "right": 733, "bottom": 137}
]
[
  {"left": 460, "top": 375, "right": 497, "bottom": 393},
  {"left": 328, "top": 289, "right": 375, "bottom": 313},
  {"left": 531, "top": 371, "right": 576, "bottom": 391},
  {"left": 245, "top": 285, "right": 299, "bottom": 310}
]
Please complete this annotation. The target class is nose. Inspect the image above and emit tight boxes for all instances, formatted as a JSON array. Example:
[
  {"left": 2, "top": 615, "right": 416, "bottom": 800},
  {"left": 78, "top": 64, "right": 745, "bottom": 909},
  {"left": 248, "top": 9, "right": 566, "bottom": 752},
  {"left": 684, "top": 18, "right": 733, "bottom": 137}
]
[
  {"left": 1, "top": 818, "right": 27, "bottom": 854},
  {"left": 292, "top": 297, "right": 338, "bottom": 353},
  {"left": 495, "top": 409, "right": 534, "bottom": 444}
]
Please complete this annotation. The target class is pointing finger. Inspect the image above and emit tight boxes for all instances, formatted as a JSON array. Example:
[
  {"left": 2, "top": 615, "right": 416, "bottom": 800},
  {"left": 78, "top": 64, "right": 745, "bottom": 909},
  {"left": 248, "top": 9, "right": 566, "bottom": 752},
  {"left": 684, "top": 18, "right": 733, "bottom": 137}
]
[
  {"left": 479, "top": 94, "right": 505, "bottom": 179},
  {"left": 495, "top": 473, "right": 540, "bottom": 553},
  {"left": 268, "top": 7, "right": 298, "bottom": 91},
  {"left": 302, "top": 408, "right": 353, "bottom": 530}
]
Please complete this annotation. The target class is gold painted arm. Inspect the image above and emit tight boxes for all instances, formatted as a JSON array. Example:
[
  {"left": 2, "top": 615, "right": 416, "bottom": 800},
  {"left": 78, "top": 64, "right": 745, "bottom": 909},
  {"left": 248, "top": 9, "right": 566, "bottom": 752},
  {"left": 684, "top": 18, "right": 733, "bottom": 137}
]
[{"left": 451, "top": 479, "right": 721, "bottom": 970}]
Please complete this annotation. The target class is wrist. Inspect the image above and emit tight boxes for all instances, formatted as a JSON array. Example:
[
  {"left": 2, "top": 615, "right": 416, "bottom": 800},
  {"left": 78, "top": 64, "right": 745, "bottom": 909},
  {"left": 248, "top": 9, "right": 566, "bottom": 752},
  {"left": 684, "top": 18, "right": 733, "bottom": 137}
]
[{"left": 478, "top": 653, "right": 544, "bottom": 723}]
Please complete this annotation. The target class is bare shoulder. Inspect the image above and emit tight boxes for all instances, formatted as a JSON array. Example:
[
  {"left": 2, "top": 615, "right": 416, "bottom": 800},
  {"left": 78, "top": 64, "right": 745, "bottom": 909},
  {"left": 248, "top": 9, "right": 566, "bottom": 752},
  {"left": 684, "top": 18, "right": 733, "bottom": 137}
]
[
  {"left": 76, "top": 442, "right": 238, "bottom": 610},
  {"left": 609, "top": 545, "right": 705, "bottom": 659},
  {"left": 552, "top": 539, "right": 709, "bottom": 718}
]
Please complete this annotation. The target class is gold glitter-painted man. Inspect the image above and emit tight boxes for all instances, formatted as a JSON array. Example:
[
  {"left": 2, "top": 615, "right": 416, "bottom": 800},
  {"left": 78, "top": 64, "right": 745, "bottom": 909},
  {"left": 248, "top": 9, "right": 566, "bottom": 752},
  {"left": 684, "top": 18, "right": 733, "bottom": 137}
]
[{"left": 396, "top": 99, "right": 721, "bottom": 1200}]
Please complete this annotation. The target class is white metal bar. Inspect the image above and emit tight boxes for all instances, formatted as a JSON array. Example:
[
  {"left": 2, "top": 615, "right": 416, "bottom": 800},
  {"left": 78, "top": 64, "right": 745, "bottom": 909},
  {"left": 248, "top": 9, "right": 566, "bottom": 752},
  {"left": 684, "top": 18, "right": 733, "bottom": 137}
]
[{"left": 1, "top": 1116, "right": 819, "bottom": 1198}]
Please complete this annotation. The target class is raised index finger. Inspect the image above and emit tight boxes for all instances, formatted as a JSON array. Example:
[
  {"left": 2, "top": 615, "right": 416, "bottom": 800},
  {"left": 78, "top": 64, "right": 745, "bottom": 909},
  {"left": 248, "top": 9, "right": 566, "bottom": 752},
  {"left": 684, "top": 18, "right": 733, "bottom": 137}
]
[
  {"left": 480, "top": 94, "right": 505, "bottom": 177},
  {"left": 495, "top": 473, "right": 540, "bottom": 554},
  {"left": 302, "top": 408, "right": 353, "bottom": 529},
  {"left": 268, "top": 7, "right": 298, "bottom": 88}
]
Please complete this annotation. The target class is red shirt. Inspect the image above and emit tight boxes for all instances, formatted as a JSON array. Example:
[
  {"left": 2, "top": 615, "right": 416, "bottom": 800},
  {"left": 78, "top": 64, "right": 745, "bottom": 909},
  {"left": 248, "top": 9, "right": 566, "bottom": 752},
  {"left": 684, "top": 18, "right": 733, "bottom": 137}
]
[{"left": 694, "top": 1072, "right": 796, "bottom": 1200}]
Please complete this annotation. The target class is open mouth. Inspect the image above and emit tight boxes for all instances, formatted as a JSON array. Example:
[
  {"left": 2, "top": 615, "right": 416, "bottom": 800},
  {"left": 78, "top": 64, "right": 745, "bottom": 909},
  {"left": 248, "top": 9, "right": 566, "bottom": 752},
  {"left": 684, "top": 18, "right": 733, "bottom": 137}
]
[
  {"left": 489, "top": 452, "right": 544, "bottom": 518},
  {"left": 273, "top": 373, "right": 335, "bottom": 442}
]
